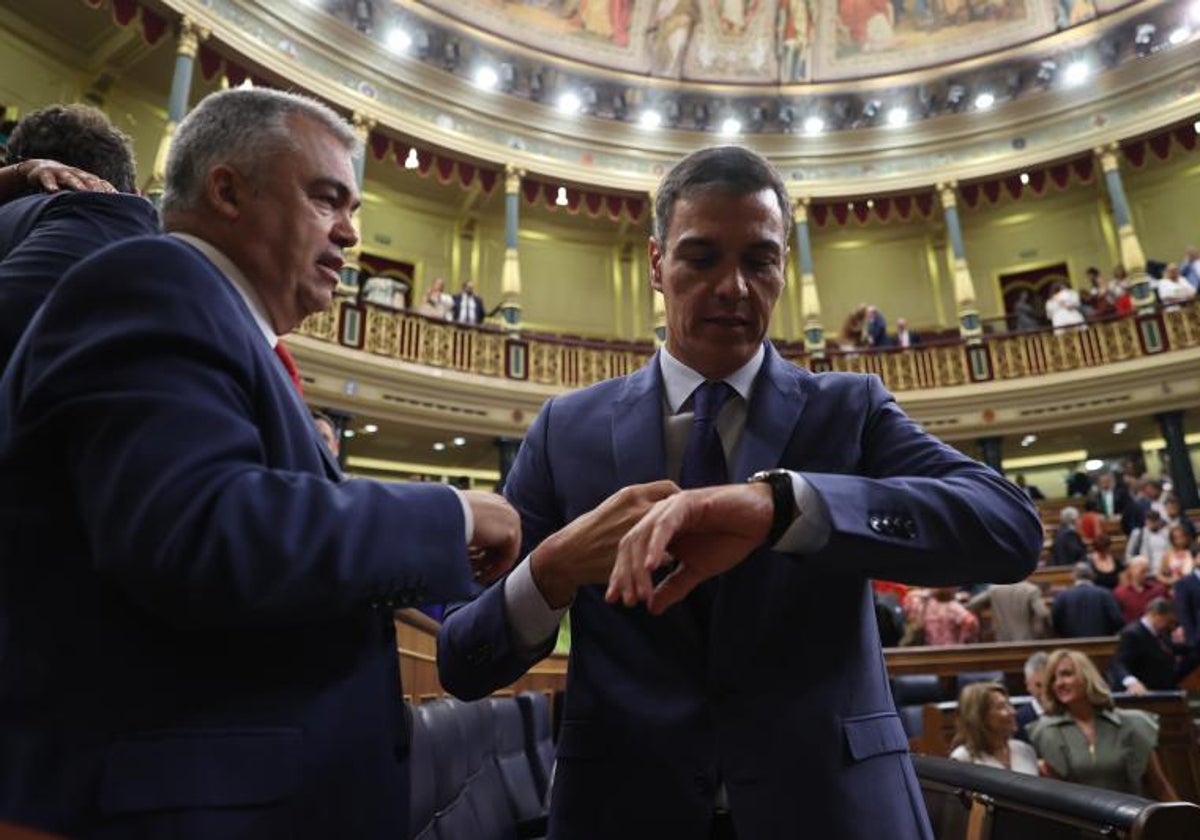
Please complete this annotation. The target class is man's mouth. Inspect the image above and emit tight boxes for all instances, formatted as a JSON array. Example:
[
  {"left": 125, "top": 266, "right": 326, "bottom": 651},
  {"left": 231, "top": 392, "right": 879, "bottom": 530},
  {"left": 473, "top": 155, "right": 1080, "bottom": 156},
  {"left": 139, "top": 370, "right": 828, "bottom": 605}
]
[
  {"left": 704, "top": 315, "right": 750, "bottom": 328},
  {"left": 316, "top": 254, "right": 344, "bottom": 285}
]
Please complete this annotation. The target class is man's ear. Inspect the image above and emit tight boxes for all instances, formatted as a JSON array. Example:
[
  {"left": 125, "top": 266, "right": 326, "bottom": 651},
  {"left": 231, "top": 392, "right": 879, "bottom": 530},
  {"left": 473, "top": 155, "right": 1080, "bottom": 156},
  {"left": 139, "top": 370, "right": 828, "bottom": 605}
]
[
  {"left": 648, "top": 237, "right": 664, "bottom": 293},
  {"left": 206, "top": 164, "right": 243, "bottom": 220}
]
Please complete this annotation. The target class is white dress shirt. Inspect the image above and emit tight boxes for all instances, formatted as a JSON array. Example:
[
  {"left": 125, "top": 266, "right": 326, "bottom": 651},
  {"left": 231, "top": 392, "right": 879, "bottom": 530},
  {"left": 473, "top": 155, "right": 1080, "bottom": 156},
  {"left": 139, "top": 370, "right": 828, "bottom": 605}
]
[{"left": 504, "top": 344, "right": 832, "bottom": 649}]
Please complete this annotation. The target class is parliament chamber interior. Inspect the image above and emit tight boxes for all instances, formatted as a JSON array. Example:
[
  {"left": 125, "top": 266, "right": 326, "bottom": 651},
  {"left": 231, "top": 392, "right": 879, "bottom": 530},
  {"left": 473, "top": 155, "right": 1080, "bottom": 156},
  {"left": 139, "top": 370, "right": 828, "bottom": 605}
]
[{"left": 5, "top": 0, "right": 1200, "bottom": 837}]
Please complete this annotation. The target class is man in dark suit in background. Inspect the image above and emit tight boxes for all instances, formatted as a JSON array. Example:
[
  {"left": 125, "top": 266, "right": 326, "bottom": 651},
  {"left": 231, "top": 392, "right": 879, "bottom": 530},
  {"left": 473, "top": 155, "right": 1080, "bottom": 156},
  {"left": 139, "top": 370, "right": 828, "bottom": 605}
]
[
  {"left": 0, "top": 104, "right": 158, "bottom": 368},
  {"left": 1052, "top": 563, "right": 1125, "bottom": 638},
  {"left": 438, "top": 146, "right": 1042, "bottom": 839},
  {"left": 1112, "top": 598, "right": 1186, "bottom": 693},
  {"left": 452, "top": 279, "right": 485, "bottom": 325},
  {"left": 0, "top": 88, "right": 520, "bottom": 837}
]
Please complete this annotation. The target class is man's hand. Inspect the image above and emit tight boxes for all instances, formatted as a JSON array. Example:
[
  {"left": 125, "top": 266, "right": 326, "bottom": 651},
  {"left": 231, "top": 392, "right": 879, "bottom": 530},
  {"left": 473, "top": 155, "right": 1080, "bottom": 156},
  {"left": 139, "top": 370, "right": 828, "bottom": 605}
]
[
  {"left": 17, "top": 159, "right": 117, "bottom": 194},
  {"left": 606, "top": 483, "right": 773, "bottom": 615},
  {"left": 1125, "top": 678, "right": 1149, "bottom": 696},
  {"left": 530, "top": 481, "right": 680, "bottom": 609},
  {"left": 462, "top": 491, "right": 521, "bottom": 585}
]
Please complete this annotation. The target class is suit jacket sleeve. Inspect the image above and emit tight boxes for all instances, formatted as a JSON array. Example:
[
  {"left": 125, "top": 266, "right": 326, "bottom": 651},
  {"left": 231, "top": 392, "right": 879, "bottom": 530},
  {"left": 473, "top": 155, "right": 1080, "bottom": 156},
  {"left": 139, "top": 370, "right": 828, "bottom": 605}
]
[
  {"left": 10, "top": 238, "right": 474, "bottom": 629},
  {"left": 438, "top": 397, "right": 561, "bottom": 700},
  {"left": 1178, "top": 579, "right": 1199, "bottom": 647},
  {"left": 799, "top": 376, "right": 1042, "bottom": 584}
]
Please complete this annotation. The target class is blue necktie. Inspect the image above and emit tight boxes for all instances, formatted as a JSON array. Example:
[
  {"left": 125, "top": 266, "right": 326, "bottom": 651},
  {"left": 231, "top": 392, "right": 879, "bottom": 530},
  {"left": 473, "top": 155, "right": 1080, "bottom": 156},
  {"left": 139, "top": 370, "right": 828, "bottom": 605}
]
[{"left": 679, "top": 380, "right": 734, "bottom": 490}]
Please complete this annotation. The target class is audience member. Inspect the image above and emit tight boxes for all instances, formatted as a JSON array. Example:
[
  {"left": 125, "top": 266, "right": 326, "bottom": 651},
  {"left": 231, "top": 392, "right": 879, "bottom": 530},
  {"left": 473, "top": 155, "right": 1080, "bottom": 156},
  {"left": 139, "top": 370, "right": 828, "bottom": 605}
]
[
  {"left": 1111, "top": 264, "right": 1134, "bottom": 315},
  {"left": 1180, "top": 245, "right": 1200, "bottom": 290},
  {"left": 1112, "top": 598, "right": 1186, "bottom": 694},
  {"left": 311, "top": 409, "right": 340, "bottom": 458},
  {"left": 1087, "top": 533, "right": 1123, "bottom": 590},
  {"left": 838, "top": 304, "right": 867, "bottom": 350},
  {"left": 1051, "top": 563, "right": 1124, "bottom": 638},
  {"left": 0, "top": 103, "right": 158, "bottom": 368},
  {"left": 863, "top": 303, "right": 888, "bottom": 347},
  {"left": 1161, "top": 494, "right": 1196, "bottom": 541},
  {"left": 1154, "top": 262, "right": 1196, "bottom": 306},
  {"left": 1126, "top": 510, "right": 1169, "bottom": 577},
  {"left": 893, "top": 316, "right": 919, "bottom": 348},
  {"left": 1114, "top": 556, "right": 1170, "bottom": 624},
  {"left": 1121, "top": 479, "right": 1162, "bottom": 535},
  {"left": 437, "top": 145, "right": 1042, "bottom": 838},
  {"left": 1014, "top": 473, "right": 1044, "bottom": 501},
  {"left": 967, "top": 581, "right": 1049, "bottom": 642},
  {"left": 417, "top": 276, "right": 453, "bottom": 320},
  {"left": 922, "top": 586, "right": 980, "bottom": 645},
  {"left": 1012, "top": 289, "right": 1041, "bottom": 331},
  {"left": 1078, "top": 499, "right": 1105, "bottom": 542},
  {"left": 1022, "top": 651, "right": 1049, "bottom": 722},
  {"left": 0, "top": 88, "right": 521, "bottom": 836},
  {"left": 1029, "top": 649, "right": 1177, "bottom": 799},
  {"left": 950, "top": 682, "right": 1038, "bottom": 775},
  {"left": 360, "top": 273, "right": 406, "bottom": 309},
  {"left": 1082, "top": 266, "right": 1118, "bottom": 318},
  {"left": 452, "top": 279, "right": 485, "bottom": 325},
  {"left": 1086, "top": 471, "right": 1129, "bottom": 521},
  {"left": 1175, "top": 563, "right": 1200, "bottom": 667},
  {"left": 1052, "top": 506, "right": 1087, "bottom": 566},
  {"left": 1044, "top": 281, "right": 1084, "bottom": 332},
  {"left": 1159, "top": 524, "right": 1195, "bottom": 586}
]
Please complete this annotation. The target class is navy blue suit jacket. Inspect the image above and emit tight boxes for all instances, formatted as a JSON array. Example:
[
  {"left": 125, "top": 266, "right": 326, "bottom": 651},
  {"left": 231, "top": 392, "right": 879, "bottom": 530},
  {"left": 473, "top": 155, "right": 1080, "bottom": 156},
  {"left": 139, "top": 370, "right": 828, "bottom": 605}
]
[
  {"left": 0, "top": 236, "right": 474, "bottom": 837},
  {"left": 0, "top": 190, "right": 158, "bottom": 370},
  {"left": 438, "top": 345, "right": 1041, "bottom": 839},
  {"left": 1051, "top": 583, "right": 1125, "bottom": 638},
  {"left": 1176, "top": 572, "right": 1200, "bottom": 649}
]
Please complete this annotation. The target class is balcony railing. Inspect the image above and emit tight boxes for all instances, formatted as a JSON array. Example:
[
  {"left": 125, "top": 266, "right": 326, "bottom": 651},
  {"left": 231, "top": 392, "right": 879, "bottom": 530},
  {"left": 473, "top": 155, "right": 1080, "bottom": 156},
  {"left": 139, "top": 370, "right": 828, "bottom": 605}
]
[{"left": 296, "top": 297, "right": 1200, "bottom": 392}]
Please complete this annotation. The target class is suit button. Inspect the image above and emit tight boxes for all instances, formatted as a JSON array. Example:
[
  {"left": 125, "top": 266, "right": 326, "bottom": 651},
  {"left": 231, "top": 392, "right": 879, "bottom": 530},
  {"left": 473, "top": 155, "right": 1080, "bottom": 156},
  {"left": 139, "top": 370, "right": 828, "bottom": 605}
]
[{"left": 869, "top": 515, "right": 883, "bottom": 533}]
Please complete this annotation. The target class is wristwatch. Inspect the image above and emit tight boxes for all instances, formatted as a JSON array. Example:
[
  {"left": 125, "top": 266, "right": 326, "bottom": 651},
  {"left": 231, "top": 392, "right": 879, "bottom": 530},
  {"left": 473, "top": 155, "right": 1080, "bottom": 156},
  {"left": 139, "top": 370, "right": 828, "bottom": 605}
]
[{"left": 747, "top": 469, "right": 798, "bottom": 546}]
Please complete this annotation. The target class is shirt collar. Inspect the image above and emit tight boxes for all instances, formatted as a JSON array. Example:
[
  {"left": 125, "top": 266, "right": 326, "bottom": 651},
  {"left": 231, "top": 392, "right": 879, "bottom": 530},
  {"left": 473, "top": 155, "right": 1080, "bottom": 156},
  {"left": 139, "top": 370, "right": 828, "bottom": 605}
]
[
  {"left": 171, "top": 232, "right": 278, "bottom": 348},
  {"left": 659, "top": 343, "right": 764, "bottom": 414}
]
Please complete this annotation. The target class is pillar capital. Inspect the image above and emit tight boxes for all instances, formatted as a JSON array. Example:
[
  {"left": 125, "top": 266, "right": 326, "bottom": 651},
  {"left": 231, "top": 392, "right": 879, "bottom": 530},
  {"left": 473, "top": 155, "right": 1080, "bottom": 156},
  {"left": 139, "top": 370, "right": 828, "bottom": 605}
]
[
  {"left": 793, "top": 197, "right": 810, "bottom": 222},
  {"left": 936, "top": 182, "right": 958, "bottom": 210},
  {"left": 351, "top": 112, "right": 376, "bottom": 143},
  {"left": 504, "top": 164, "right": 524, "bottom": 194},
  {"left": 1094, "top": 142, "right": 1121, "bottom": 173},
  {"left": 177, "top": 16, "right": 210, "bottom": 59}
]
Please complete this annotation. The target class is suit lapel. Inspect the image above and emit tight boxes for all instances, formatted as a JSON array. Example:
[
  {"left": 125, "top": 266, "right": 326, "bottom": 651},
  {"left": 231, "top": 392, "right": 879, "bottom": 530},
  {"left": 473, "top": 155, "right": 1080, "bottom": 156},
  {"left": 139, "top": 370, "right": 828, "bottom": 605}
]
[
  {"left": 611, "top": 354, "right": 667, "bottom": 488},
  {"left": 733, "top": 343, "right": 808, "bottom": 480}
]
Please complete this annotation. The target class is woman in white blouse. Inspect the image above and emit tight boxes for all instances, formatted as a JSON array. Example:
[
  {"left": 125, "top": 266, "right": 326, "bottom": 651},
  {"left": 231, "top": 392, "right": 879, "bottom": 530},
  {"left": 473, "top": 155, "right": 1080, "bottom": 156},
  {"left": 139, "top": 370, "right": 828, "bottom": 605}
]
[{"left": 949, "top": 681, "right": 1038, "bottom": 775}]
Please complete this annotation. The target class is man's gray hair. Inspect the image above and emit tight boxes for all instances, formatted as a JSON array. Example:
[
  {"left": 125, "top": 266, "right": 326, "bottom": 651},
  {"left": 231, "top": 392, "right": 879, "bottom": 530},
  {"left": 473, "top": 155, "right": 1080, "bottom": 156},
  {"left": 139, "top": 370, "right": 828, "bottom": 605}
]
[
  {"left": 162, "top": 88, "right": 359, "bottom": 215},
  {"left": 1023, "top": 650, "right": 1048, "bottom": 677},
  {"left": 1059, "top": 506, "right": 1079, "bottom": 525}
]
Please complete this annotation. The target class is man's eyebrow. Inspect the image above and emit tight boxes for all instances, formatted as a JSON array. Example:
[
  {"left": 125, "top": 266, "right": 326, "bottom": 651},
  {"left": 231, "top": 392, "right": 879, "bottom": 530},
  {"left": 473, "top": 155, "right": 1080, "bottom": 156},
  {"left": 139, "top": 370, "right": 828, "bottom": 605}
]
[{"left": 311, "top": 177, "right": 361, "bottom": 212}]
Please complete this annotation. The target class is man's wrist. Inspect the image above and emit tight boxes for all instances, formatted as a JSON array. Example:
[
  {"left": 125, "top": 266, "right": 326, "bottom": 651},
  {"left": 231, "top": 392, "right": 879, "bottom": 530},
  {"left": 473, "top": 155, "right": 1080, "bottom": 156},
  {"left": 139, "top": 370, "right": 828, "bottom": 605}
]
[{"left": 529, "top": 533, "right": 574, "bottom": 609}]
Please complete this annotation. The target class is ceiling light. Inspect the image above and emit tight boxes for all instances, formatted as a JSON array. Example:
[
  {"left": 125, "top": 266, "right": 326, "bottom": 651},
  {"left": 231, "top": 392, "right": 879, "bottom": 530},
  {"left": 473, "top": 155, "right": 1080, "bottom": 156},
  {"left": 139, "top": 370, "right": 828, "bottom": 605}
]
[
  {"left": 1194, "top": 120, "right": 1200, "bottom": 134},
  {"left": 861, "top": 100, "right": 881, "bottom": 121},
  {"left": 452, "top": 436, "right": 467, "bottom": 446},
  {"left": 803, "top": 115, "right": 825, "bottom": 135},
  {"left": 638, "top": 109, "right": 662, "bottom": 129},
  {"left": 1021, "top": 434, "right": 1037, "bottom": 447},
  {"left": 1134, "top": 23, "right": 1156, "bottom": 57},
  {"left": 866, "top": 199, "right": 875, "bottom": 208},
  {"left": 432, "top": 442, "right": 446, "bottom": 452},
  {"left": 974, "top": 92, "right": 995, "bottom": 110},
  {"left": 404, "top": 147, "right": 419, "bottom": 169},
  {"left": 1035, "top": 59, "right": 1057, "bottom": 84},
  {"left": 1113, "top": 421, "right": 1128, "bottom": 434},
  {"left": 946, "top": 84, "right": 966, "bottom": 110},
  {"left": 1084, "top": 458, "right": 1104, "bottom": 472},
  {"left": 386, "top": 28, "right": 412, "bottom": 53},
  {"left": 1193, "top": 1, "right": 1200, "bottom": 24},
  {"left": 1169, "top": 26, "right": 1190, "bottom": 46},
  {"left": 557, "top": 92, "right": 582, "bottom": 115},
  {"left": 886, "top": 107, "right": 908, "bottom": 127},
  {"left": 1063, "top": 61, "right": 1089, "bottom": 87},
  {"left": 720, "top": 117, "right": 742, "bottom": 136},
  {"left": 474, "top": 66, "right": 499, "bottom": 90},
  {"left": 555, "top": 186, "right": 568, "bottom": 206},
  {"left": 363, "top": 423, "right": 379, "bottom": 434},
  {"left": 1019, "top": 172, "right": 1030, "bottom": 185},
  {"left": 343, "top": 429, "right": 356, "bottom": 439}
]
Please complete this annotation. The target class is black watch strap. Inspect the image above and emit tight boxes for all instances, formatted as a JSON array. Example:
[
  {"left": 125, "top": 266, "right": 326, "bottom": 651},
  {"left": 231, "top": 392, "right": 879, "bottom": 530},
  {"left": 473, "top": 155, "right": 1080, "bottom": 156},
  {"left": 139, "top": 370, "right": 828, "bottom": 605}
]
[{"left": 748, "top": 469, "right": 797, "bottom": 545}]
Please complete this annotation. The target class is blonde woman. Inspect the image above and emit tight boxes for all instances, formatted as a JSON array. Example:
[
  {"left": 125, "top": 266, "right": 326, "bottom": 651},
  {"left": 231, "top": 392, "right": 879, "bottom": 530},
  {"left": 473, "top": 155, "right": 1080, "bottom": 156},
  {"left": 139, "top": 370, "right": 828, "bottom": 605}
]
[
  {"left": 417, "top": 277, "right": 453, "bottom": 321},
  {"left": 1029, "top": 649, "right": 1177, "bottom": 799},
  {"left": 949, "top": 682, "right": 1038, "bottom": 774}
]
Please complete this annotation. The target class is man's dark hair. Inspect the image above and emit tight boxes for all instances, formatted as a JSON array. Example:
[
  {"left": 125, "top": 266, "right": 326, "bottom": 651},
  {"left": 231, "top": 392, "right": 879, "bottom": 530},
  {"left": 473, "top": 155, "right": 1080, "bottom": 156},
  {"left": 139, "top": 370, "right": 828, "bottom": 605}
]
[
  {"left": 6, "top": 104, "right": 137, "bottom": 193},
  {"left": 653, "top": 146, "right": 792, "bottom": 246},
  {"left": 1145, "top": 597, "right": 1174, "bottom": 617}
]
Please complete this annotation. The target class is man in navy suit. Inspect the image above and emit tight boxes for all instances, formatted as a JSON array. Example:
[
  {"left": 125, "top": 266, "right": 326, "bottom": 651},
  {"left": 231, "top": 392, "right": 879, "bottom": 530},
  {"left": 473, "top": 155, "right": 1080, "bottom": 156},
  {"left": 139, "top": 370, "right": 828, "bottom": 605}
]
[
  {"left": 438, "top": 147, "right": 1042, "bottom": 839},
  {"left": 452, "top": 280, "right": 485, "bottom": 325},
  {"left": 1111, "top": 598, "right": 1185, "bottom": 693},
  {"left": 1051, "top": 563, "right": 1125, "bottom": 638},
  {"left": 0, "top": 89, "right": 519, "bottom": 837},
  {"left": 0, "top": 103, "right": 159, "bottom": 368}
]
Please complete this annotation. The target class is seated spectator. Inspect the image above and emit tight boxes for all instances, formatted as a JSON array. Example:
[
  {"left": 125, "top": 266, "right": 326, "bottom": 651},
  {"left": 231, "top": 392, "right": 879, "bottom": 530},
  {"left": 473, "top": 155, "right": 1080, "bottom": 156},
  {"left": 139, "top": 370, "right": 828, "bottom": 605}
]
[
  {"left": 1154, "top": 262, "right": 1196, "bottom": 306},
  {"left": 1078, "top": 499, "right": 1106, "bottom": 542},
  {"left": 1012, "top": 289, "right": 1042, "bottom": 331},
  {"left": 1088, "top": 533, "right": 1123, "bottom": 590},
  {"left": 361, "top": 274, "right": 404, "bottom": 309},
  {"left": 1161, "top": 495, "right": 1197, "bottom": 541},
  {"left": 1053, "top": 507, "right": 1088, "bottom": 566},
  {"left": 1111, "top": 264, "right": 1133, "bottom": 315},
  {"left": 416, "top": 276, "right": 453, "bottom": 320},
  {"left": 1112, "top": 598, "right": 1186, "bottom": 694},
  {"left": 1159, "top": 525, "right": 1195, "bottom": 586},
  {"left": 950, "top": 682, "right": 1038, "bottom": 775},
  {"left": 967, "top": 581, "right": 1049, "bottom": 642},
  {"left": 921, "top": 586, "right": 980, "bottom": 646},
  {"left": 893, "top": 316, "right": 919, "bottom": 348},
  {"left": 863, "top": 304, "right": 888, "bottom": 347},
  {"left": 1023, "top": 651, "right": 1049, "bottom": 721},
  {"left": 1014, "top": 474, "right": 1044, "bottom": 501},
  {"left": 1114, "top": 556, "right": 1170, "bottom": 624},
  {"left": 838, "top": 304, "right": 867, "bottom": 350},
  {"left": 1052, "top": 563, "right": 1124, "bottom": 638},
  {"left": 1180, "top": 245, "right": 1200, "bottom": 290},
  {"left": 1029, "top": 649, "right": 1177, "bottom": 799},
  {"left": 1082, "top": 266, "right": 1118, "bottom": 318},
  {"left": 1126, "top": 510, "right": 1170, "bottom": 577},
  {"left": 1045, "top": 281, "right": 1084, "bottom": 331}
]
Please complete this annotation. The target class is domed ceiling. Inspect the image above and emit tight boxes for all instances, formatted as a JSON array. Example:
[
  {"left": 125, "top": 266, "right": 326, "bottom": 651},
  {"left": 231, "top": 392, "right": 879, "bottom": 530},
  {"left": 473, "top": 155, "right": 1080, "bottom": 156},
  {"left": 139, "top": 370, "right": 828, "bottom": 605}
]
[{"left": 412, "top": 0, "right": 1119, "bottom": 84}]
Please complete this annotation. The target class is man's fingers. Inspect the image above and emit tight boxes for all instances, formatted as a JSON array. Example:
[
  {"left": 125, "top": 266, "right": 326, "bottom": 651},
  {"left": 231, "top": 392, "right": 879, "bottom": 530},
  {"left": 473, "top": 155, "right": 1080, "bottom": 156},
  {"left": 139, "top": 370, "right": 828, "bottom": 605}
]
[{"left": 647, "top": 563, "right": 702, "bottom": 615}]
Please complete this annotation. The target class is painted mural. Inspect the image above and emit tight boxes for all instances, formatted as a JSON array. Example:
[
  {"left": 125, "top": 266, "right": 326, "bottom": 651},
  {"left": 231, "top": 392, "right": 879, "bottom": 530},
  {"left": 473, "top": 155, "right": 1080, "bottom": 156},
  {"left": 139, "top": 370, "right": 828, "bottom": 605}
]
[{"left": 410, "top": 0, "right": 1126, "bottom": 83}]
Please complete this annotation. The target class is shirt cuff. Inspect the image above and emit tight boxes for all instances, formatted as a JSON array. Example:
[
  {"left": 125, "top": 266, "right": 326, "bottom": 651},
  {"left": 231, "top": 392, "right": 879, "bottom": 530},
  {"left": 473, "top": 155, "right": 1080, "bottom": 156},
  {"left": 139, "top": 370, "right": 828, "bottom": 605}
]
[
  {"left": 449, "top": 487, "right": 473, "bottom": 546},
  {"left": 773, "top": 472, "right": 832, "bottom": 554},
  {"left": 1121, "top": 675, "right": 1140, "bottom": 688},
  {"left": 503, "top": 555, "right": 568, "bottom": 651}
]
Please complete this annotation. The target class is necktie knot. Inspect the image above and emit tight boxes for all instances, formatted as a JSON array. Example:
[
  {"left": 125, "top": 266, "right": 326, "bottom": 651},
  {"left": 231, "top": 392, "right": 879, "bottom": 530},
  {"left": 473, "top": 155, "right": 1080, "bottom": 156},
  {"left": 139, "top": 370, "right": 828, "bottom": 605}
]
[{"left": 691, "top": 380, "right": 734, "bottom": 425}]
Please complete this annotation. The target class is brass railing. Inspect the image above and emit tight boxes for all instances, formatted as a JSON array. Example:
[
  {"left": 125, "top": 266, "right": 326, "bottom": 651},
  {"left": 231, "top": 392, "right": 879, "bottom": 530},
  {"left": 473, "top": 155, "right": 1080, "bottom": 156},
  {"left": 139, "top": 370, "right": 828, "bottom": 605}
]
[{"left": 296, "top": 298, "right": 1200, "bottom": 392}]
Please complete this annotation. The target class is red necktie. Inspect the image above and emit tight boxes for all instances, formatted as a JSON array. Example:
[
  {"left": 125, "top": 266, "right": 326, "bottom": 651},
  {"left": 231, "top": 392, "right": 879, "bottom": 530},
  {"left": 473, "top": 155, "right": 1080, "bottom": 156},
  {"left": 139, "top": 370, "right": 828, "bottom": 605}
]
[{"left": 273, "top": 342, "right": 303, "bottom": 397}]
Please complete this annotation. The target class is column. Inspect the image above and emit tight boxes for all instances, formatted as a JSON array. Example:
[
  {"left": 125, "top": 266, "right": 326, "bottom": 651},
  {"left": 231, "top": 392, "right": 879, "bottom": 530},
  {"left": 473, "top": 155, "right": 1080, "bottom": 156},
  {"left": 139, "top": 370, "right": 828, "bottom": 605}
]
[
  {"left": 1096, "top": 144, "right": 1154, "bottom": 312},
  {"left": 495, "top": 437, "right": 522, "bottom": 492},
  {"left": 794, "top": 198, "right": 825, "bottom": 358},
  {"left": 1155, "top": 411, "right": 1199, "bottom": 509},
  {"left": 649, "top": 189, "right": 665, "bottom": 346},
  {"left": 937, "top": 182, "right": 982, "bottom": 343},
  {"left": 339, "top": 112, "right": 373, "bottom": 289},
  {"left": 498, "top": 164, "right": 524, "bottom": 332},
  {"left": 145, "top": 17, "right": 208, "bottom": 202},
  {"left": 977, "top": 436, "right": 1003, "bottom": 475}
]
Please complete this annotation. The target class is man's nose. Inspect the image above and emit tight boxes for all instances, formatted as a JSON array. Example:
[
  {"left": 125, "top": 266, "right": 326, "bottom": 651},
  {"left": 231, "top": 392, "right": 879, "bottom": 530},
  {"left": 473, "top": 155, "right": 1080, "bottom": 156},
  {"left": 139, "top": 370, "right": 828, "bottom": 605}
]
[
  {"left": 332, "top": 209, "right": 358, "bottom": 249},
  {"left": 713, "top": 262, "right": 749, "bottom": 299}
]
